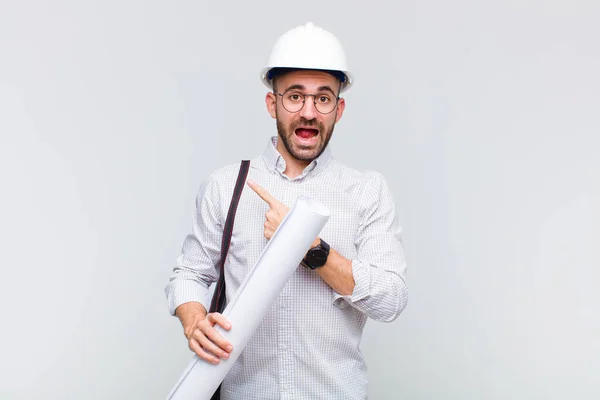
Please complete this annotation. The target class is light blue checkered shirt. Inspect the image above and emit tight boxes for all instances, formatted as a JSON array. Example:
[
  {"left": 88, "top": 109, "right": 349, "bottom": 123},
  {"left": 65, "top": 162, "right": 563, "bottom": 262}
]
[{"left": 165, "top": 136, "right": 408, "bottom": 399}]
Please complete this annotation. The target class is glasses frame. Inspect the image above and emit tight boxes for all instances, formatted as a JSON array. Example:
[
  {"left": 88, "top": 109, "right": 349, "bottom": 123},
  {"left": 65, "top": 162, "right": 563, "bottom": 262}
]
[{"left": 275, "top": 89, "right": 340, "bottom": 115}]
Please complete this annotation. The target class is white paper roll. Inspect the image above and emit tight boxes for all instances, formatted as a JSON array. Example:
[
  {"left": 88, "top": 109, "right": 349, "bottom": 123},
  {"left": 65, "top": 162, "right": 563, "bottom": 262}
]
[{"left": 166, "top": 195, "right": 330, "bottom": 400}]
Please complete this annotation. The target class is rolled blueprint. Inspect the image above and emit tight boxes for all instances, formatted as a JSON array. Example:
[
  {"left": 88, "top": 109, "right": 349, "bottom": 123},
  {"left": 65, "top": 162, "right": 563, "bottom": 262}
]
[{"left": 166, "top": 195, "right": 330, "bottom": 400}]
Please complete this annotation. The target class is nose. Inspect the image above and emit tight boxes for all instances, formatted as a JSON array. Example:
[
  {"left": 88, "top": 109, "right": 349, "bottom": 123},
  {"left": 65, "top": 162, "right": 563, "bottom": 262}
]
[{"left": 299, "top": 95, "right": 318, "bottom": 120}]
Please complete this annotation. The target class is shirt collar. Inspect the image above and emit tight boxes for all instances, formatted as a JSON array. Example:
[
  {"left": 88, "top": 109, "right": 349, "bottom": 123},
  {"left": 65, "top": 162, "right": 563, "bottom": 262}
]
[{"left": 262, "top": 136, "right": 333, "bottom": 180}]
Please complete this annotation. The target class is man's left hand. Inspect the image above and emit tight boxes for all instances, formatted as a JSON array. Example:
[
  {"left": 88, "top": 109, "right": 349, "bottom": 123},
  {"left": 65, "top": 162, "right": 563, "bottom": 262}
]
[{"left": 247, "top": 179, "right": 290, "bottom": 240}]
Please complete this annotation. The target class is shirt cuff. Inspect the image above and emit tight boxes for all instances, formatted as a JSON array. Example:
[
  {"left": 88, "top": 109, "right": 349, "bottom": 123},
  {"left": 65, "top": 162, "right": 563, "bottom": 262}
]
[
  {"left": 167, "top": 280, "right": 210, "bottom": 316},
  {"left": 332, "top": 259, "right": 370, "bottom": 309}
]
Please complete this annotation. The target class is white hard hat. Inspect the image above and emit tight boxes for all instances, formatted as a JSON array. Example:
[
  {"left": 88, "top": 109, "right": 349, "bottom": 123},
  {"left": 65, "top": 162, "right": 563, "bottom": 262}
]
[{"left": 260, "top": 22, "right": 354, "bottom": 93}]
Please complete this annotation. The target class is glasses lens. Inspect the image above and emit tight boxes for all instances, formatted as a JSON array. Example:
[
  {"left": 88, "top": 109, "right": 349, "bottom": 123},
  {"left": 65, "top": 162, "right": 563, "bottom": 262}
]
[
  {"left": 282, "top": 91, "right": 304, "bottom": 113},
  {"left": 314, "top": 93, "right": 336, "bottom": 114}
]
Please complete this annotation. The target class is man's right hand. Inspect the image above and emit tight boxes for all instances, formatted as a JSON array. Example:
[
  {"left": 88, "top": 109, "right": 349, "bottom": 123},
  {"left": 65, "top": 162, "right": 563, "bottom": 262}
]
[{"left": 176, "top": 302, "right": 233, "bottom": 364}]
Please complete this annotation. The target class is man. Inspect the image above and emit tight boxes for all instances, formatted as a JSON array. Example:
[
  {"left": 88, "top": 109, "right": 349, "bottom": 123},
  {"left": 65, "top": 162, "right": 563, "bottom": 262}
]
[{"left": 165, "top": 22, "right": 408, "bottom": 399}]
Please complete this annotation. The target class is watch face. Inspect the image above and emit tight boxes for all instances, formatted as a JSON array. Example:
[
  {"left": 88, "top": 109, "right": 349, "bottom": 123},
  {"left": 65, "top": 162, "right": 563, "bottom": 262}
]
[{"left": 307, "top": 250, "right": 328, "bottom": 267}]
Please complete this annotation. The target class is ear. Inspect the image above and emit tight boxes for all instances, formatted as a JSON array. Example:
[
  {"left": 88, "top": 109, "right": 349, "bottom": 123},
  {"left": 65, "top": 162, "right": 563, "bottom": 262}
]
[
  {"left": 334, "top": 97, "right": 346, "bottom": 123},
  {"left": 265, "top": 92, "right": 277, "bottom": 119}
]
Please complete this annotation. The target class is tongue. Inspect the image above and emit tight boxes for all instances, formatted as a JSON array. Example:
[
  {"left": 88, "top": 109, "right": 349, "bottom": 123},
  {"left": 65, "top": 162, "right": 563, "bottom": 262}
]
[{"left": 296, "top": 129, "right": 318, "bottom": 139}]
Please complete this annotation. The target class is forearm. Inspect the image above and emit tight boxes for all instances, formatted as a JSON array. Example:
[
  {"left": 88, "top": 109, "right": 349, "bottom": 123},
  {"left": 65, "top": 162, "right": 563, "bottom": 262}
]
[
  {"left": 310, "top": 238, "right": 407, "bottom": 322},
  {"left": 315, "top": 245, "right": 355, "bottom": 296}
]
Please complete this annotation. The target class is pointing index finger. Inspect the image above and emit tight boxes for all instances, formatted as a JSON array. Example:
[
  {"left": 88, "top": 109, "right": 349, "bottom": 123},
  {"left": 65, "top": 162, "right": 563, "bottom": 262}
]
[{"left": 247, "top": 179, "right": 275, "bottom": 206}]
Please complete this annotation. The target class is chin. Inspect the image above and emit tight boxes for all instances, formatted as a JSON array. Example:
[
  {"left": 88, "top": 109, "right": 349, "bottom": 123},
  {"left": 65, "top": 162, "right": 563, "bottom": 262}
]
[{"left": 291, "top": 149, "right": 319, "bottom": 162}]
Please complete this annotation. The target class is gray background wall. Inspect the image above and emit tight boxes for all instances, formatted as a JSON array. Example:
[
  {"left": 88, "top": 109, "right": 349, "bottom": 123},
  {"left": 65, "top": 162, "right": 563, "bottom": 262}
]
[{"left": 1, "top": 1, "right": 598, "bottom": 399}]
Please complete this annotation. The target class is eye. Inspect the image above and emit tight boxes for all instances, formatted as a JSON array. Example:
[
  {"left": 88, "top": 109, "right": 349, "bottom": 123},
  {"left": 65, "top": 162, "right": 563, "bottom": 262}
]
[
  {"left": 286, "top": 92, "right": 304, "bottom": 102},
  {"left": 317, "top": 95, "right": 332, "bottom": 104}
]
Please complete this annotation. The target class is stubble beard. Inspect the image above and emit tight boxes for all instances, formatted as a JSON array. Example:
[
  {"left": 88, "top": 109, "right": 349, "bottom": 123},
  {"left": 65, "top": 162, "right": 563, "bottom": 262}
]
[{"left": 275, "top": 112, "right": 335, "bottom": 162}]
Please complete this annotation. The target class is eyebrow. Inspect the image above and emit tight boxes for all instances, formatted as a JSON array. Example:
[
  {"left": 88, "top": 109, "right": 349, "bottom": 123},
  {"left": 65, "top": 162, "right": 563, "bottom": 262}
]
[{"left": 283, "top": 84, "right": 337, "bottom": 95}]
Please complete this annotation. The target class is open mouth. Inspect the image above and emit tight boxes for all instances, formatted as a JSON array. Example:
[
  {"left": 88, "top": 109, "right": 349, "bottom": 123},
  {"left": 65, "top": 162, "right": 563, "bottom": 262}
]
[{"left": 295, "top": 128, "right": 319, "bottom": 140}]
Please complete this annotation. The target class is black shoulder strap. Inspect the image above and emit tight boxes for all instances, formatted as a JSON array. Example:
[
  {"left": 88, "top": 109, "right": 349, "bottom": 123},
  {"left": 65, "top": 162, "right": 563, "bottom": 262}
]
[{"left": 209, "top": 160, "right": 251, "bottom": 314}]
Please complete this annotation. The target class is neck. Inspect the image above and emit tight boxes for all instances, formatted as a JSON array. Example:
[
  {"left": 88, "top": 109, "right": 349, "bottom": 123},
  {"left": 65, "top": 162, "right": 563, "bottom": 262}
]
[{"left": 276, "top": 140, "right": 310, "bottom": 179}]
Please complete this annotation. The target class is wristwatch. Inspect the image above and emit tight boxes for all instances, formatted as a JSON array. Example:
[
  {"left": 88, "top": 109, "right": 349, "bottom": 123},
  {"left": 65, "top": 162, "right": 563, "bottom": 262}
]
[{"left": 301, "top": 238, "right": 330, "bottom": 269}]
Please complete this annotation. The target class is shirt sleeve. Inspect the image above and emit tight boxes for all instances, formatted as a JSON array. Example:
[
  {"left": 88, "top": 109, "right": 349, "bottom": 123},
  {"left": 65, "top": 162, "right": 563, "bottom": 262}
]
[
  {"left": 164, "top": 174, "right": 224, "bottom": 316},
  {"left": 332, "top": 172, "right": 408, "bottom": 322}
]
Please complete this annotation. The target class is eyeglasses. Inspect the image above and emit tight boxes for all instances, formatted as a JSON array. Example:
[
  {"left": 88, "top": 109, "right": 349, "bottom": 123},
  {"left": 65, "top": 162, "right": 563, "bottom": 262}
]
[{"left": 275, "top": 89, "right": 340, "bottom": 114}]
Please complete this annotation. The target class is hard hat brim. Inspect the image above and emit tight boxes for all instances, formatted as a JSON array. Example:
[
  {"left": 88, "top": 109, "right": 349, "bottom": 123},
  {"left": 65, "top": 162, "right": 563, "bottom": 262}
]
[{"left": 260, "top": 67, "right": 353, "bottom": 93}]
